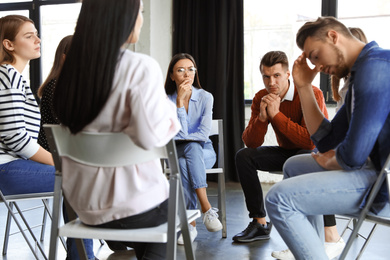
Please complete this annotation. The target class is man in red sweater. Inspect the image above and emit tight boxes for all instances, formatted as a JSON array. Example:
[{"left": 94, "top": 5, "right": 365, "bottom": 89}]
[{"left": 233, "top": 51, "right": 330, "bottom": 246}]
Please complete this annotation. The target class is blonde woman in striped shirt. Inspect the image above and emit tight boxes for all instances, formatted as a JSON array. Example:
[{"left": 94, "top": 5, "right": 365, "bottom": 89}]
[{"left": 0, "top": 15, "right": 54, "bottom": 197}]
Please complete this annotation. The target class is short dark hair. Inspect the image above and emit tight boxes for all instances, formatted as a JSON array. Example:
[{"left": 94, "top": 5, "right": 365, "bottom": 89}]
[
  {"left": 164, "top": 53, "right": 202, "bottom": 95},
  {"left": 260, "top": 51, "right": 289, "bottom": 73},
  {"left": 296, "top": 16, "right": 353, "bottom": 50}
]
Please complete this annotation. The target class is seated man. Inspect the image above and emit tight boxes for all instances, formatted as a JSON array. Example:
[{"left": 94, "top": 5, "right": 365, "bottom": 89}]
[
  {"left": 265, "top": 17, "right": 390, "bottom": 259},
  {"left": 234, "top": 50, "right": 344, "bottom": 259}
]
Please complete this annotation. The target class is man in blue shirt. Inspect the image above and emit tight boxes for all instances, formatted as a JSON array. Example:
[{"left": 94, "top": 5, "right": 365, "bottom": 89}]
[{"left": 265, "top": 16, "right": 390, "bottom": 260}]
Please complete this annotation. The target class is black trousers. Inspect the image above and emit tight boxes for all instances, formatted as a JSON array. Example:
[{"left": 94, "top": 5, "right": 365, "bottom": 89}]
[
  {"left": 235, "top": 146, "right": 336, "bottom": 226},
  {"left": 95, "top": 199, "right": 169, "bottom": 260}
]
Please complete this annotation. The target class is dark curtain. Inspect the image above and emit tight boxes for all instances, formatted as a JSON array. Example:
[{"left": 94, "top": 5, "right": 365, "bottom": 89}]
[{"left": 172, "top": 0, "right": 244, "bottom": 181}]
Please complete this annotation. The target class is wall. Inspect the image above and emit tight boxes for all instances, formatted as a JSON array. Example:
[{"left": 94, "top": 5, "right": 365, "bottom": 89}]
[{"left": 133, "top": 0, "right": 173, "bottom": 76}]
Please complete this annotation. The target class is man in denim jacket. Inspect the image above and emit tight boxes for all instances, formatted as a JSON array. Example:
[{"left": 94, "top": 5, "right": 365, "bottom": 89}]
[{"left": 265, "top": 16, "right": 390, "bottom": 260}]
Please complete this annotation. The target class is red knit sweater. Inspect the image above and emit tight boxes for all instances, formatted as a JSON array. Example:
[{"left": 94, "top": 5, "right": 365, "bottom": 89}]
[{"left": 243, "top": 85, "right": 328, "bottom": 150}]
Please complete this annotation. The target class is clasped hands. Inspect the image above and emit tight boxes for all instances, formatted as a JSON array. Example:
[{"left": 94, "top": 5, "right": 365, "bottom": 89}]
[{"left": 258, "top": 93, "right": 281, "bottom": 122}]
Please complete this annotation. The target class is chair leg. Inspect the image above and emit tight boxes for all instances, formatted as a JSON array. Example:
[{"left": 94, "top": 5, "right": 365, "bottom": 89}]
[
  {"left": 2, "top": 202, "right": 14, "bottom": 256},
  {"left": 217, "top": 172, "right": 227, "bottom": 238},
  {"left": 1, "top": 201, "right": 42, "bottom": 260},
  {"left": 49, "top": 175, "right": 62, "bottom": 260},
  {"left": 42, "top": 198, "right": 67, "bottom": 250},
  {"left": 13, "top": 202, "right": 48, "bottom": 260},
  {"left": 339, "top": 215, "right": 367, "bottom": 260},
  {"left": 40, "top": 199, "right": 49, "bottom": 242},
  {"left": 356, "top": 223, "right": 378, "bottom": 260}
]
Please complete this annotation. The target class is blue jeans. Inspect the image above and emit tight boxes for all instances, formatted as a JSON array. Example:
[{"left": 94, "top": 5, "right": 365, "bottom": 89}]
[
  {"left": 0, "top": 159, "right": 55, "bottom": 195},
  {"left": 265, "top": 154, "right": 378, "bottom": 260},
  {"left": 0, "top": 159, "right": 94, "bottom": 260},
  {"left": 176, "top": 141, "right": 216, "bottom": 209}
]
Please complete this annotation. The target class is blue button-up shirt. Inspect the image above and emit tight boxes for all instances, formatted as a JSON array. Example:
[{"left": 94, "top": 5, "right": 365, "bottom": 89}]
[{"left": 168, "top": 87, "right": 214, "bottom": 144}]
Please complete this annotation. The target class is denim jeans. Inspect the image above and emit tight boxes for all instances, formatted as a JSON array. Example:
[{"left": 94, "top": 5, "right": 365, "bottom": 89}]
[
  {"left": 95, "top": 199, "right": 169, "bottom": 260},
  {"left": 235, "top": 146, "right": 311, "bottom": 218},
  {"left": 0, "top": 159, "right": 94, "bottom": 260},
  {"left": 176, "top": 141, "right": 216, "bottom": 210},
  {"left": 265, "top": 154, "right": 378, "bottom": 260},
  {"left": 0, "top": 159, "right": 55, "bottom": 195}
]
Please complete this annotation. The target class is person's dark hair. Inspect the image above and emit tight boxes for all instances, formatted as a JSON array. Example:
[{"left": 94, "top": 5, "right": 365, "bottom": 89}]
[
  {"left": 37, "top": 35, "right": 72, "bottom": 98},
  {"left": 330, "top": 27, "right": 368, "bottom": 102},
  {"left": 0, "top": 15, "right": 34, "bottom": 65},
  {"left": 296, "top": 16, "right": 353, "bottom": 50},
  {"left": 260, "top": 51, "right": 289, "bottom": 73},
  {"left": 53, "top": 0, "right": 140, "bottom": 134},
  {"left": 164, "top": 53, "right": 202, "bottom": 95}
]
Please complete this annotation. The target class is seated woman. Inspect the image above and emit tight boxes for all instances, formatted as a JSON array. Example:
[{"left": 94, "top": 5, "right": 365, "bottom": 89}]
[
  {"left": 164, "top": 53, "right": 223, "bottom": 244},
  {"left": 52, "top": 0, "right": 180, "bottom": 259},
  {"left": 0, "top": 15, "right": 54, "bottom": 196}
]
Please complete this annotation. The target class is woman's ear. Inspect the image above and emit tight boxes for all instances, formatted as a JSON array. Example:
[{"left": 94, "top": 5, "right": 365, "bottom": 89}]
[{"left": 2, "top": 39, "right": 14, "bottom": 52}]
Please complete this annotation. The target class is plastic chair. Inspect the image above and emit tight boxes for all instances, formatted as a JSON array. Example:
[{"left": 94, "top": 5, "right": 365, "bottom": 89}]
[
  {"left": 0, "top": 191, "right": 53, "bottom": 260},
  {"left": 44, "top": 124, "right": 200, "bottom": 260},
  {"left": 339, "top": 153, "right": 390, "bottom": 260}
]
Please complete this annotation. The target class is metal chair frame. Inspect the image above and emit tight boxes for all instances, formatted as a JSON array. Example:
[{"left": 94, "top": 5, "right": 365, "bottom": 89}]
[{"left": 339, "top": 153, "right": 390, "bottom": 260}]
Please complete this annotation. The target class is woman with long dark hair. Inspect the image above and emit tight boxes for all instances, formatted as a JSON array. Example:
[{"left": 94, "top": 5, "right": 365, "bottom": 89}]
[
  {"left": 53, "top": 0, "right": 180, "bottom": 258},
  {"left": 165, "top": 53, "right": 223, "bottom": 244}
]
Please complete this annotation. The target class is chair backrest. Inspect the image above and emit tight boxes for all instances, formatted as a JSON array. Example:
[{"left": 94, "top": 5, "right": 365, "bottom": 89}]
[
  {"left": 209, "top": 119, "right": 224, "bottom": 169},
  {"left": 45, "top": 124, "right": 168, "bottom": 169}
]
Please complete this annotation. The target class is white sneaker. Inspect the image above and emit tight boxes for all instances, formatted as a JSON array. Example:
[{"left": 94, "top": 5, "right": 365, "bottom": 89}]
[
  {"left": 271, "top": 237, "right": 346, "bottom": 260},
  {"left": 325, "top": 237, "right": 346, "bottom": 259},
  {"left": 271, "top": 248, "right": 295, "bottom": 260},
  {"left": 177, "top": 225, "right": 197, "bottom": 245},
  {"left": 203, "top": 207, "right": 223, "bottom": 232}
]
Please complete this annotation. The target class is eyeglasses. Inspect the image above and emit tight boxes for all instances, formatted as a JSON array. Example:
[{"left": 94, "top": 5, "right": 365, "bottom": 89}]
[{"left": 175, "top": 67, "right": 197, "bottom": 75}]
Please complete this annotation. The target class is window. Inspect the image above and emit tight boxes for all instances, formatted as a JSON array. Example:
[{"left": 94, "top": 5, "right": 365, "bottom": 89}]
[
  {"left": 40, "top": 3, "right": 81, "bottom": 80},
  {"left": 338, "top": 0, "right": 390, "bottom": 49},
  {"left": 244, "top": 0, "right": 322, "bottom": 100}
]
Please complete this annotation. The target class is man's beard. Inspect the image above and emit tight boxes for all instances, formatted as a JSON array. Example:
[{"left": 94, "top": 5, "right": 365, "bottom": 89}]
[{"left": 332, "top": 44, "right": 350, "bottom": 79}]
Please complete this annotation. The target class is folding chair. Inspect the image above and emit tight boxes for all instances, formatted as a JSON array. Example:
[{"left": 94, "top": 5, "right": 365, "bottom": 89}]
[
  {"left": 163, "top": 119, "right": 227, "bottom": 238},
  {"left": 339, "top": 153, "right": 390, "bottom": 260},
  {"left": 206, "top": 119, "right": 227, "bottom": 238},
  {"left": 0, "top": 191, "right": 53, "bottom": 260},
  {"left": 44, "top": 124, "right": 200, "bottom": 260}
]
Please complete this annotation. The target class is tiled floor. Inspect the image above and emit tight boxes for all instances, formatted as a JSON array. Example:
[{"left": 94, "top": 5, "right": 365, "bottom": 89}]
[{"left": 1, "top": 181, "right": 389, "bottom": 260}]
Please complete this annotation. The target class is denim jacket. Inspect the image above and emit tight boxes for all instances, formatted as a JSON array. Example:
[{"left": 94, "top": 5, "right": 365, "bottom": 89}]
[{"left": 311, "top": 41, "right": 390, "bottom": 211}]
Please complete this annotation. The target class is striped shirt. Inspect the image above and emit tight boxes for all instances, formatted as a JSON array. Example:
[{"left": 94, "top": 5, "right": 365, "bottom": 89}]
[{"left": 0, "top": 64, "right": 41, "bottom": 164}]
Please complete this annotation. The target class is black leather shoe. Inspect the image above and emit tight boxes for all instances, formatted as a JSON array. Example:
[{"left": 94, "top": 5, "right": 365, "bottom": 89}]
[{"left": 233, "top": 220, "right": 272, "bottom": 243}]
